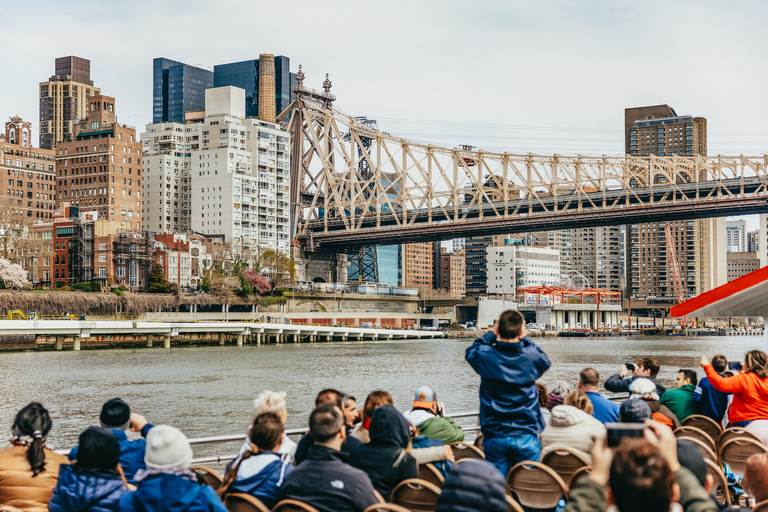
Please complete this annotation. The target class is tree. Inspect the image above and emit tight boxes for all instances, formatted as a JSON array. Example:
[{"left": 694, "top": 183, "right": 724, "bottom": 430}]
[
  {"left": 146, "top": 263, "right": 173, "bottom": 294},
  {"left": 243, "top": 271, "right": 271, "bottom": 294},
  {"left": 253, "top": 250, "right": 296, "bottom": 291},
  {"left": 0, "top": 258, "right": 31, "bottom": 289},
  {"left": 235, "top": 272, "right": 253, "bottom": 298}
]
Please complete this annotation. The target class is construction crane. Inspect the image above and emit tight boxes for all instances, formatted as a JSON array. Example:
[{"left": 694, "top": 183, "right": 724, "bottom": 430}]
[{"left": 664, "top": 223, "right": 693, "bottom": 328}]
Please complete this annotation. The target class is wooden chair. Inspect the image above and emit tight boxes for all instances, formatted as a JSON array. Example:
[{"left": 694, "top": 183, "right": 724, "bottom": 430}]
[
  {"left": 753, "top": 499, "right": 768, "bottom": 512},
  {"left": 390, "top": 478, "right": 442, "bottom": 512},
  {"left": 373, "top": 490, "right": 386, "bottom": 504},
  {"left": 506, "top": 495, "right": 525, "bottom": 512},
  {"left": 720, "top": 437, "right": 768, "bottom": 475},
  {"left": 683, "top": 415, "right": 723, "bottom": 444},
  {"left": 718, "top": 427, "right": 766, "bottom": 453},
  {"left": 450, "top": 442, "right": 485, "bottom": 461},
  {"left": 224, "top": 493, "right": 271, "bottom": 512},
  {"left": 704, "top": 459, "right": 731, "bottom": 505},
  {"left": 541, "top": 448, "right": 590, "bottom": 489},
  {"left": 506, "top": 461, "right": 568, "bottom": 511},
  {"left": 418, "top": 463, "right": 445, "bottom": 488},
  {"left": 474, "top": 433, "right": 484, "bottom": 450},
  {"left": 363, "top": 505, "right": 412, "bottom": 512},
  {"left": 676, "top": 436, "right": 718, "bottom": 464},
  {"left": 190, "top": 465, "right": 223, "bottom": 490},
  {"left": 272, "top": 500, "right": 322, "bottom": 512},
  {"left": 568, "top": 466, "right": 592, "bottom": 490},
  {"left": 675, "top": 426, "right": 717, "bottom": 453}
]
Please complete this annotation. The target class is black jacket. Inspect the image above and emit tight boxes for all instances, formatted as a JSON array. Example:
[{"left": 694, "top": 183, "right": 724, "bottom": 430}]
[
  {"left": 605, "top": 374, "right": 667, "bottom": 398},
  {"left": 279, "top": 445, "right": 379, "bottom": 512},
  {"left": 348, "top": 405, "right": 418, "bottom": 501},
  {"left": 436, "top": 459, "right": 507, "bottom": 512},
  {"left": 294, "top": 427, "right": 362, "bottom": 465}
]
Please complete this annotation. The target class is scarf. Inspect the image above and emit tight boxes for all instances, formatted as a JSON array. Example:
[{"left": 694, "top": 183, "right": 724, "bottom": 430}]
[{"left": 133, "top": 467, "right": 199, "bottom": 483}]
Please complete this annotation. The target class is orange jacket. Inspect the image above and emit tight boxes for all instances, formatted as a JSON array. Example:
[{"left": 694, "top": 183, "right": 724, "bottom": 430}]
[
  {"left": 0, "top": 444, "right": 69, "bottom": 512},
  {"left": 704, "top": 364, "right": 768, "bottom": 423}
]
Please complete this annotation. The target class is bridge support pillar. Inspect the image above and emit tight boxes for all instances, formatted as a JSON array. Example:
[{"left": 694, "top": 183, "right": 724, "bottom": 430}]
[
  {"left": 256, "top": 333, "right": 261, "bottom": 346},
  {"left": 163, "top": 336, "right": 170, "bottom": 349},
  {"left": 55, "top": 336, "right": 63, "bottom": 350},
  {"left": 219, "top": 333, "right": 226, "bottom": 346},
  {"left": 73, "top": 336, "right": 81, "bottom": 351},
  {"left": 146, "top": 334, "right": 153, "bottom": 348},
  {"left": 237, "top": 334, "right": 243, "bottom": 347}
]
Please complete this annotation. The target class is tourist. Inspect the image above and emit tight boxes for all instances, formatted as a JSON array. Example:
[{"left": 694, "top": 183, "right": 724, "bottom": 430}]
[
  {"left": 238, "top": 390, "right": 297, "bottom": 463},
  {"left": 403, "top": 386, "right": 465, "bottom": 445},
  {"left": 537, "top": 382, "right": 552, "bottom": 424},
  {"left": 743, "top": 453, "right": 768, "bottom": 506},
  {"left": 294, "top": 389, "right": 363, "bottom": 464},
  {"left": 411, "top": 423, "right": 454, "bottom": 476},
  {"left": 628, "top": 378, "right": 680, "bottom": 428},
  {"left": 0, "top": 402, "right": 69, "bottom": 512},
  {"left": 547, "top": 381, "right": 572, "bottom": 411},
  {"left": 693, "top": 354, "right": 729, "bottom": 424},
  {"left": 348, "top": 404, "right": 418, "bottom": 501},
  {"left": 350, "top": 390, "right": 393, "bottom": 443},
  {"left": 223, "top": 412, "right": 293, "bottom": 508},
  {"left": 660, "top": 369, "right": 701, "bottom": 423},
  {"left": 436, "top": 459, "right": 507, "bottom": 512},
  {"left": 605, "top": 358, "right": 666, "bottom": 397},
  {"left": 540, "top": 390, "right": 606, "bottom": 462},
  {"left": 49, "top": 427, "right": 131, "bottom": 512},
  {"left": 118, "top": 425, "right": 227, "bottom": 512},
  {"left": 279, "top": 403, "right": 379, "bottom": 512},
  {"left": 619, "top": 398, "right": 653, "bottom": 423},
  {"left": 342, "top": 393, "right": 360, "bottom": 429},
  {"left": 565, "top": 420, "right": 718, "bottom": 512},
  {"left": 701, "top": 350, "right": 768, "bottom": 427},
  {"left": 578, "top": 367, "right": 620, "bottom": 423},
  {"left": 465, "top": 309, "right": 551, "bottom": 476},
  {"left": 68, "top": 397, "right": 153, "bottom": 481}
]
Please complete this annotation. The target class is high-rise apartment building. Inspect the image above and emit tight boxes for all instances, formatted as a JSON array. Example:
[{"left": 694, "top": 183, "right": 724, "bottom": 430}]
[
  {"left": 141, "top": 121, "right": 201, "bottom": 234},
  {"left": 55, "top": 96, "right": 143, "bottom": 229},
  {"left": 440, "top": 251, "right": 466, "bottom": 298},
  {"left": 189, "top": 87, "right": 290, "bottom": 253},
  {"left": 152, "top": 58, "right": 214, "bottom": 124},
  {"left": 486, "top": 245, "right": 560, "bottom": 296},
  {"left": 625, "top": 105, "right": 726, "bottom": 299},
  {"left": 726, "top": 220, "right": 747, "bottom": 253},
  {"left": 0, "top": 116, "right": 57, "bottom": 221},
  {"left": 213, "top": 56, "right": 295, "bottom": 119},
  {"left": 39, "top": 56, "right": 100, "bottom": 150},
  {"left": 401, "top": 242, "right": 434, "bottom": 288}
]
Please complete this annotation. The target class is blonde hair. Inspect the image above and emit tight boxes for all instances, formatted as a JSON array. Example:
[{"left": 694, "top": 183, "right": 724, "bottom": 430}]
[
  {"left": 254, "top": 390, "right": 288, "bottom": 425},
  {"left": 564, "top": 390, "right": 594, "bottom": 415}
]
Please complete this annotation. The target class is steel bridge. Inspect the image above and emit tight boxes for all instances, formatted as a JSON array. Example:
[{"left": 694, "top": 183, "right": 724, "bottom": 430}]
[{"left": 282, "top": 73, "right": 768, "bottom": 253}]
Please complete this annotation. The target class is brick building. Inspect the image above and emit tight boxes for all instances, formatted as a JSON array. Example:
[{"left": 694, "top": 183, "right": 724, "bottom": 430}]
[
  {"left": 402, "top": 242, "right": 434, "bottom": 288},
  {"left": 440, "top": 251, "right": 466, "bottom": 298}
]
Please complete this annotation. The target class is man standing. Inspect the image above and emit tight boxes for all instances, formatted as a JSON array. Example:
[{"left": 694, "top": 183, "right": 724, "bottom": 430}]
[
  {"left": 605, "top": 358, "right": 666, "bottom": 398},
  {"left": 403, "top": 386, "right": 465, "bottom": 445},
  {"left": 660, "top": 369, "right": 700, "bottom": 423},
  {"left": 693, "top": 354, "right": 729, "bottom": 424},
  {"left": 578, "top": 368, "right": 620, "bottom": 423},
  {"left": 466, "top": 310, "right": 551, "bottom": 476}
]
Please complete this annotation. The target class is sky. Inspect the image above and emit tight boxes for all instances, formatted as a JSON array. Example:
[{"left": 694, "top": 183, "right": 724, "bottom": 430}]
[{"left": 3, "top": 0, "right": 767, "bottom": 228}]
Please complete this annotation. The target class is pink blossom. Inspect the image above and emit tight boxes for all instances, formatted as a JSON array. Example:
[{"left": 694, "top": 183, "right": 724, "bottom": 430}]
[
  {"left": 0, "top": 258, "right": 31, "bottom": 289},
  {"left": 243, "top": 271, "right": 272, "bottom": 294}
]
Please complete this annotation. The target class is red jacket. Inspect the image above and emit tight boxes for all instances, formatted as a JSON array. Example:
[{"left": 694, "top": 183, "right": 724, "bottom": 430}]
[{"left": 704, "top": 365, "right": 768, "bottom": 423}]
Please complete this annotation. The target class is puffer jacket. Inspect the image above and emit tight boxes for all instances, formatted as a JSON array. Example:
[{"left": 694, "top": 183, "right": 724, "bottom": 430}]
[
  {"left": 0, "top": 444, "right": 70, "bottom": 512},
  {"left": 69, "top": 425, "right": 152, "bottom": 482},
  {"left": 117, "top": 472, "right": 227, "bottom": 512},
  {"left": 539, "top": 405, "right": 606, "bottom": 462},
  {"left": 48, "top": 465, "right": 131, "bottom": 512},
  {"left": 403, "top": 409, "right": 465, "bottom": 445},
  {"left": 436, "top": 459, "right": 506, "bottom": 512},
  {"left": 229, "top": 452, "right": 292, "bottom": 509}
]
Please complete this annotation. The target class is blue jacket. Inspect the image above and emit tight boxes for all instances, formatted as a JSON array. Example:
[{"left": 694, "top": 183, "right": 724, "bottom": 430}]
[
  {"left": 585, "top": 391, "right": 620, "bottom": 424},
  {"left": 604, "top": 374, "right": 666, "bottom": 398},
  {"left": 465, "top": 331, "right": 551, "bottom": 438},
  {"left": 693, "top": 376, "right": 729, "bottom": 423},
  {"left": 117, "top": 473, "right": 227, "bottom": 512},
  {"left": 230, "top": 452, "right": 292, "bottom": 509},
  {"left": 436, "top": 459, "right": 506, "bottom": 512},
  {"left": 49, "top": 465, "right": 131, "bottom": 512},
  {"left": 69, "top": 424, "right": 152, "bottom": 482},
  {"left": 412, "top": 435, "right": 452, "bottom": 477}
]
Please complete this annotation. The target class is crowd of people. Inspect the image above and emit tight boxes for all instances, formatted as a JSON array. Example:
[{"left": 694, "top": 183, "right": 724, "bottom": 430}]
[{"left": 2, "top": 309, "right": 768, "bottom": 512}]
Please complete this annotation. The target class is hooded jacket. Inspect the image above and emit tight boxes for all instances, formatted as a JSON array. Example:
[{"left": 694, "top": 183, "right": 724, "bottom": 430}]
[
  {"left": 640, "top": 397, "right": 681, "bottom": 429},
  {"left": 436, "top": 459, "right": 507, "bottom": 512},
  {"left": 660, "top": 384, "right": 701, "bottom": 423},
  {"left": 117, "top": 472, "right": 228, "bottom": 512},
  {"left": 402, "top": 409, "right": 465, "bottom": 445},
  {"left": 48, "top": 465, "right": 131, "bottom": 512},
  {"left": 348, "top": 405, "right": 418, "bottom": 501},
  {"left": 539, "top": 405, "right": 606, "bottom": 462},
  {"left": 465, "top": 330, "right": 551, "bottom": 438},
  {"left": 229, "top": 452, "right": 292, "bottom": 509},
  {"left": 0, "top": 444, "right": 70, "bottom": 512},
  {"left": 69, "top": 425, "right": 152, "bottom": 482},
  {"left": 279, "top": 445, "right": 379, "bottom": 512}
]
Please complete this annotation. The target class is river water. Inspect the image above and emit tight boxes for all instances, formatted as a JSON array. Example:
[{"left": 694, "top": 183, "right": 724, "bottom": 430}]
[{"left": 1, "top": 335, "right": 766, "bottom": 459}]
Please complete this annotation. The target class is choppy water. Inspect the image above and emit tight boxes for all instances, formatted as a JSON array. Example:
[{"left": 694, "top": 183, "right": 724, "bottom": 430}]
[{"left": 0, "top": 335, "right": 765, "bottom": 460}]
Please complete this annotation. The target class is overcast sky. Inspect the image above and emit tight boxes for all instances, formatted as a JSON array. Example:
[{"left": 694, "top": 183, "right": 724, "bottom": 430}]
[{"left": 3, "top": 0, "right": 766, "bottom": 226}]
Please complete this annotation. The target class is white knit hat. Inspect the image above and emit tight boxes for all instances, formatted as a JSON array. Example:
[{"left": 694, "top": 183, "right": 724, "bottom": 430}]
[
  {"left": 629, "top": 378, "right": 659, "bottom": 401},
  {"left": 144, "top": 425, "right": 193, "bottom": 469}
]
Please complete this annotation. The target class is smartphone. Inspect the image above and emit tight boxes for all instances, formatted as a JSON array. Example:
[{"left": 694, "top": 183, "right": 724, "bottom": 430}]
[
  {"left": 624, "top": 362, "right": 635, "bottom": 370},
  {"left": 606, "top": 423, "right": 647, "bottom": 447},
  {"left": 728, "top": 361, "right": 742, "bottom": 371}
]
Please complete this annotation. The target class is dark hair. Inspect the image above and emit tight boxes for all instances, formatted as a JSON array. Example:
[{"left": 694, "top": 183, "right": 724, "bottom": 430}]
[
  {"left": 249, "top": 412, "right": 284, "bottom": 452},
  {"left": 13, "top": 402, "right": 52, "bottom": 477},
  {"left": 678, "top": 369, "right": 697, "bottom": 386},
  {"left": 744, "top": 350, "right": 768, "bottom": 378},
  {"left": 711, "top": 355, "right": 728, "bottom": 374},
  {"left": 315, "top": 388, "right": 343, "bottom": 408},
  {"left": 341, "top": 393, "right": 356, "bottom": 407},
  {"left": 536, "top": 382, "right": 549, "bottom": 408},
  {"left": 497, "top": 310, "right": 524, "bottom": 340},
  {"left": 723, "top": 371, "right": 734, "bottom": 378},
  {"left": 580, "top": 367, "right": 600, "bottom": 387},
  {"left": 609, "top": 439, "right": 675, "bottom": 512},
  {"left": 362, "top": 390, "right": 393, "bottom": 423},
  {"left": 636, "top": 357, "right": 660, "bottom": 378},
  {"left": 309, "top": 403, "right": 345, "bottom": 443}
]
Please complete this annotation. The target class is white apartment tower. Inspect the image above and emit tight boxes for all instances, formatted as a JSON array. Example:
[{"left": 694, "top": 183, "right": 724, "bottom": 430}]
[{"left": 486, "top": 245, "right": 560, "bottom": 296}]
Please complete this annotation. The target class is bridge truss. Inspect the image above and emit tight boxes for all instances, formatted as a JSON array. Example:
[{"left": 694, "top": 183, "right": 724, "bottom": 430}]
[{"left": 283, "top": 73, "right": 768, "bottom": 252}]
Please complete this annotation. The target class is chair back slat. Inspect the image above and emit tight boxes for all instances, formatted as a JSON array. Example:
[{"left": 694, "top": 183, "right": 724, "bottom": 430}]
[
  {"left": 704, "top": 459, "right": 731, "bottom": 505},
  {"left": 390, "top": 478, "right": 441, "bottom": 512},
  {"left": 363, "top": 504, "right": 413, "bottom": 512},
  {"left": 474, "top": 433, "right": 484, "bottom": 450},
  {"left": 224, "top": 493, "right": 271, "bottom": 512},
  {"left": 720, "top": 437, "right": 768, "bottom": 475},
  {"left": 568, "top": 466, "right": 593, "bottom": 490},
  {"left": 674, "top": 426, "right": 717, "bottom": 453},
  {"left": 541, "top": 448, "right": 590, "bottom": 489},
  {"left": 273, "top": 500, "right": 322, "bottom": 512},
  {"left": 506, "top": 460, "right": 568, "bottom": 510},
  {"left": 677, "top": 436, "right": 718, "bottom": 464},
  {"left": 450, "top": 442, "right": 485, "bottom": 461},
  {"left": 418, "top": 463, "right": 445, "bottom": 488},
  {"left": 190, "top": 465, "right": 223, "bottom": 490},
  {"left": 682, "top": 415, "right": 723, "bottom": 443},
  {"left": 718, "top": 427, "right": 766, "bottom": 453}
]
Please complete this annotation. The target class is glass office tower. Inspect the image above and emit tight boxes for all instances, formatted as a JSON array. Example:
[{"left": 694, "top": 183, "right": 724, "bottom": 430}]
[
  {"left": 153, "top": 58, "right": 213, "bottom": 124},
  {"left": 213, "top": 56, "right": 295, "bottom": 118}
]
